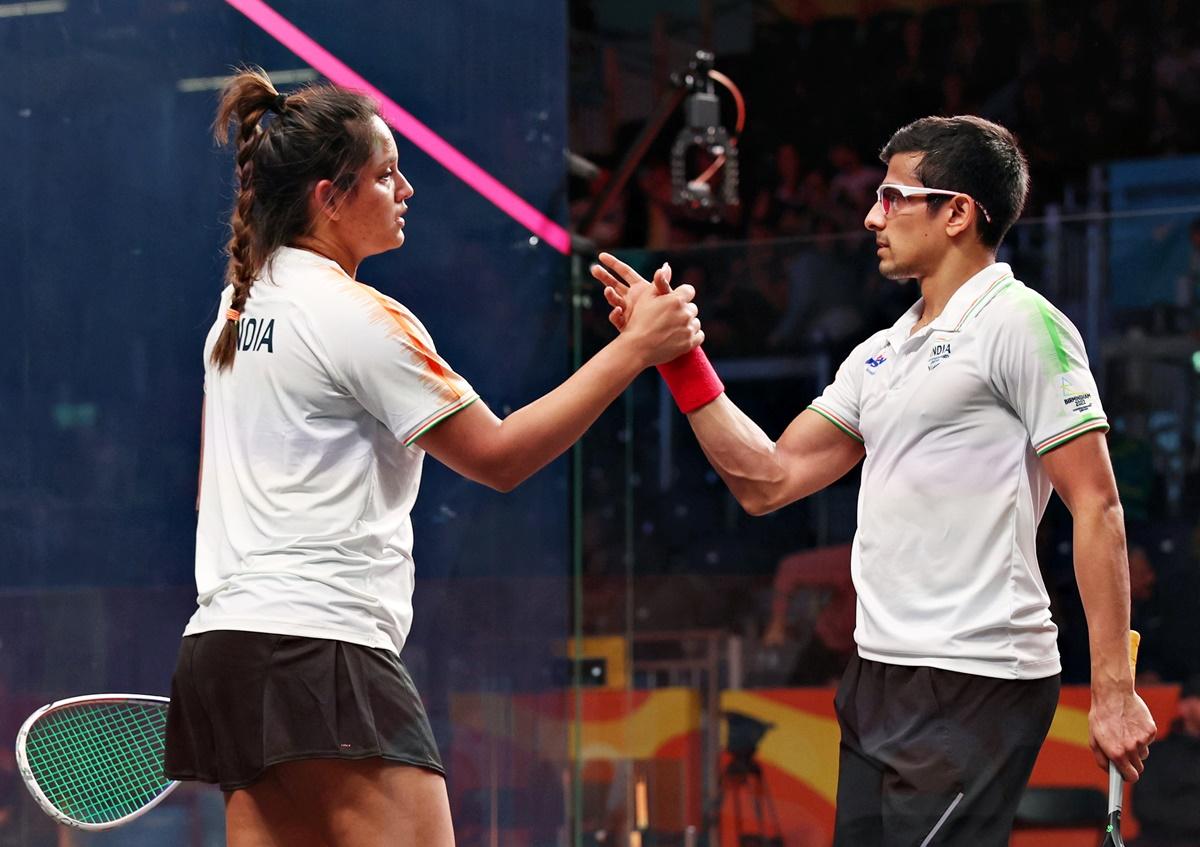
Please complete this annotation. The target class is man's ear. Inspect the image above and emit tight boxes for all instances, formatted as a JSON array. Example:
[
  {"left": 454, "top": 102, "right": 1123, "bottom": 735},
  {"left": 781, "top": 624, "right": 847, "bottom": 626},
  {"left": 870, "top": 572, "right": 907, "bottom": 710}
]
[
  {"left": 944, "top": 195, "right": 977, "bottom": 239},
  {"left": 310, "top": 178, "right": 341, "bottom": 223}
]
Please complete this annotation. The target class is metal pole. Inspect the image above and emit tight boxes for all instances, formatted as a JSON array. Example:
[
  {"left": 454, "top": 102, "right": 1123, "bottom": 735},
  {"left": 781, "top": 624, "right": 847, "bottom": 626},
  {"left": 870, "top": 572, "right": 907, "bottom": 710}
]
[
  {"left": 570, "top": 252, "right": 586, "bottom": 847},
  {"left": 1086, "top": 164, "right": 1107, "bottom": 387}
]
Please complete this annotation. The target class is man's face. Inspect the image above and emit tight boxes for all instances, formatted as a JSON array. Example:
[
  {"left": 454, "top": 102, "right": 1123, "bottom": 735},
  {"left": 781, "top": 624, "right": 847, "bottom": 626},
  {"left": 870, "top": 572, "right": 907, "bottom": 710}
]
[{"left": 864, "top": 152, "right": 950, "bottom": 282}]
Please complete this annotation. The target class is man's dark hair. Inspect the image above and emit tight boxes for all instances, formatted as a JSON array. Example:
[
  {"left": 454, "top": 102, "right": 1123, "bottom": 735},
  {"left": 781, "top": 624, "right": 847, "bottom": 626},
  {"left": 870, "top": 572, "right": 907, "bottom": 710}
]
[{"left": 880, "top": 115, "right": 1030, "bottom": 249}]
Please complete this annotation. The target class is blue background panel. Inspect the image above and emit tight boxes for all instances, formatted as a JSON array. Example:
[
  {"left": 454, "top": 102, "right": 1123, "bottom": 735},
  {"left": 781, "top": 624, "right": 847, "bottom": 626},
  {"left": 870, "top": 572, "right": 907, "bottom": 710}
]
[{"left": 1, "top": 1, "right": 571, "bottom": 842}]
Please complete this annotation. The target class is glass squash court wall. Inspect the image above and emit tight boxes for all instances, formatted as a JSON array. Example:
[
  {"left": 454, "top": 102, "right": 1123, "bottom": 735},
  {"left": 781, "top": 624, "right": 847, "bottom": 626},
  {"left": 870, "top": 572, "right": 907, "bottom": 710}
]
[
  {"left": 5, "top": 4, "right": 1200, "bottom": 846},
  {"left": 571, "top": 187, "right": 1200, "bottom": 846},
  {"left": 1, "top": 2, "right": 572, "bottom": 845}
]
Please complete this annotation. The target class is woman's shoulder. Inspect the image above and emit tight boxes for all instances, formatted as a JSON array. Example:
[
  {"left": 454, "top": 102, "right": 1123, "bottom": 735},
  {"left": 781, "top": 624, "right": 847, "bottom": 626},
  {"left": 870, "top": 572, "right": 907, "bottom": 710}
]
[{"left": 264, "top": 249, "right": 435, "bottom": 348}]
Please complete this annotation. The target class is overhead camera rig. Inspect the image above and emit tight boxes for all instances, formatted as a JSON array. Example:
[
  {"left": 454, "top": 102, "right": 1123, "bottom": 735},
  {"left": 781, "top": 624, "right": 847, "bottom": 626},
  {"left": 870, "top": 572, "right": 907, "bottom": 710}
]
[
  {"left": 670, "top": 51, "right": 741, "bottom": 213},
  {"left": 572, "top": 49, "right": 746, "bottom": 250}
]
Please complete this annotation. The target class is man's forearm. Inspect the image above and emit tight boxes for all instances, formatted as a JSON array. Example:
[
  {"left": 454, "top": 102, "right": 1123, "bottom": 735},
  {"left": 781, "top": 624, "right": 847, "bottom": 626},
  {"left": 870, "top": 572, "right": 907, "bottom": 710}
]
[
  {"left": 689, "top": 402, "right": 865, "bottom": 516},
  {"left": 1043, "top": 434, "right": 1156, "bottom": 779},
  {"left": 1072, "top": 499, "right": 1133, "bottom": 689},
  {"left": 688, "top": 395, "right": 788, "bottom": 515}
]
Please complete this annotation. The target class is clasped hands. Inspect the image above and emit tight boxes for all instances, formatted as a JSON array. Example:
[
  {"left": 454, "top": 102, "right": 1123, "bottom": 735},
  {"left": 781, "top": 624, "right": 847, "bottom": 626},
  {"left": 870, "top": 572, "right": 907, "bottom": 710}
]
[{"left": 591, "top": 252, "right": 702, "bottom": 359}]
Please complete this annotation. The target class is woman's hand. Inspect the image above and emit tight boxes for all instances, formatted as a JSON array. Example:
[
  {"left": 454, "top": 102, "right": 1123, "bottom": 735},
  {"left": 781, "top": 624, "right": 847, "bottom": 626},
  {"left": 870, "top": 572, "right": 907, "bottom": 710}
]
[
  {"left": 592, "top": 253, "right": 702, "bottom": 367},
  {"left": 591, "top": 252, "right": 674, "bottom": 332}
]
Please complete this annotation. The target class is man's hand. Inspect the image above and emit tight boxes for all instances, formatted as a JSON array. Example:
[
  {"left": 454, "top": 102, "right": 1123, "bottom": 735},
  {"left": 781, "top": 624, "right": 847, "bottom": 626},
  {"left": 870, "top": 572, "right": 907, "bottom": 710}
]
[
  {"left": 1089, "top": 684, "right": 1156, "bottom": 781},
  {"left": 601, "top": 255, "right": 702, "bottom": 367},
  {"left": 591, "top": 252, "right": 674, "bottom": 331}
]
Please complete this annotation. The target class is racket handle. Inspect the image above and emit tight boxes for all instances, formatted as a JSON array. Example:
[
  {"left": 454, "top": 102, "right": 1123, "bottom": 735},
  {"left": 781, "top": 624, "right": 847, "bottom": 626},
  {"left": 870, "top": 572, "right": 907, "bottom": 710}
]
[
  {"left": 1126, "top": 630, "right": 1141, "bottom": 676},
  {"left": 1106, "top": 630, "right": 1141, "bottom": 813},
  {"left": 1107, "top": 760, "right": 1123, "bottom": 814}
]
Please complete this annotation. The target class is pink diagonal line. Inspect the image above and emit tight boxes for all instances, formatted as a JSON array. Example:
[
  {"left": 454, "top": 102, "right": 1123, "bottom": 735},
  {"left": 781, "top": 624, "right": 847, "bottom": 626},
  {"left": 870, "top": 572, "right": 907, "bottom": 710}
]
[{"left": 225, "top": 0, "right": 571, "bottom": 255}]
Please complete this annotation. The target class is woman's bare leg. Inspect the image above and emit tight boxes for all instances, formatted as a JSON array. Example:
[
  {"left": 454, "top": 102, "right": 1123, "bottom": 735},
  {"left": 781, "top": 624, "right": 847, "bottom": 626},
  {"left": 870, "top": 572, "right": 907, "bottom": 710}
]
[
  {"left": 288, "top": 759, "right": 454, "bottom": 847},
  {"left": 225, "top": 771, "right": 329, "bottom": 847}
]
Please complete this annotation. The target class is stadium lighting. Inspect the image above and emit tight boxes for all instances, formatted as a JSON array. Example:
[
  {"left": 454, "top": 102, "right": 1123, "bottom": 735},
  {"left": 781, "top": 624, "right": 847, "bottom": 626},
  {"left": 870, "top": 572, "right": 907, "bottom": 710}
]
[
  {"left": 0, "top": 1, "right": 68, "bottom": 17},
  {"left": 176, "top": 68, "right": 317, "bottom": 93}
]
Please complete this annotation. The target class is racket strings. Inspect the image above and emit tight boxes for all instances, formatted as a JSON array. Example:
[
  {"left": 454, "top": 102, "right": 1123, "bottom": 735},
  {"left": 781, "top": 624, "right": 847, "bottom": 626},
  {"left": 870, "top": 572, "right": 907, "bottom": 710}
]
[
  {"left": 32, "top": 705, "right": 166, "bottom": 818},
  {"left": 25, "top": 702, "right": 172, "bottom": 824}
]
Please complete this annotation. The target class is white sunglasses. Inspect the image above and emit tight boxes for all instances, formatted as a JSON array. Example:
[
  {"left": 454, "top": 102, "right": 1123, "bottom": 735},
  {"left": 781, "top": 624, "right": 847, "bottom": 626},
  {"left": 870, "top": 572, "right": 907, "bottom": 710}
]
[{"left": 876, "top": 183, "right": 992, "bottom": 223}]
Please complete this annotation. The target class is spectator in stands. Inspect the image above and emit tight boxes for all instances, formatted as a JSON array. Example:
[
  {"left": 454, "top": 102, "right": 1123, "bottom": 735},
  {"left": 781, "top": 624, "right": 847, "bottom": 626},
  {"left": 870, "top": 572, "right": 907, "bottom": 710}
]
[
  {"left": 769, "top": 219, "right": 829, "bottom": 347},
  {"left": 1109, "top": 406, "right": 1158, "bottom": 524},
  {"left": 828, "top": 143, "right": 884, "bottom": 223},
  {"left": 938, "top": 72, "right": 971, "bottom": 118},
  {"left": 891, "top": 16, "right": 936, "bottom": 119},
  {"left": 761, "top": 545, "right": 856, "bottom": 686},
  {"left": 1130, "top": 675, "right": 1200, "bottom": 847},
  {"left": 1128, "top": 545, "right": 1164, "bottom": 682},
  {"left": 636, "top": 160, "right": 681, "bottom": 249},
  {"left": 749, "top": 143, "right": 809, "bottom": 239},
  {"left": 1123, "top": 537, "right": 1200, "bottom": 684},
  {"left": 569, "top": 0, "right": 1196, "bottom": 249},
  {"left": 1152, "top": 27, "right": 1200, "bottom": 153},
  {"left": 705, "top": 248, "right": 786, "bottom": 357}
]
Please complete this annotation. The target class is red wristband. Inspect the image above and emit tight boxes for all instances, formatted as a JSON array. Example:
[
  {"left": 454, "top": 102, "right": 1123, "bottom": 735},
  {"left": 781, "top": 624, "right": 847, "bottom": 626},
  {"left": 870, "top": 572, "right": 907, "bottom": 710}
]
[{"left": 656, "top": 347, "right": 724, "bottom": 413}]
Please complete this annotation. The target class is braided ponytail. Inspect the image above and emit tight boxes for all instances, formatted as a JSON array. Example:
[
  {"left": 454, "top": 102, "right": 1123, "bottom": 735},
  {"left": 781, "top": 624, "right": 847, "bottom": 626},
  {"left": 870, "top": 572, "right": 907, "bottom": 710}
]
[
  {"left": 208, "top": 67, "right": 380, "bottom": 371},
  {"left": 211, "top": 69, "right": 279, "bottom": 370}
]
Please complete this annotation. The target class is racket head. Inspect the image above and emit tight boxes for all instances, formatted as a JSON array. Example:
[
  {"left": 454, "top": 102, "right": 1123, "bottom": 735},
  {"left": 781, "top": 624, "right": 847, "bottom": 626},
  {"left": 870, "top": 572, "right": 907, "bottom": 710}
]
[{"left": 15, "top": 694, "right": 178, "bottom": 830}]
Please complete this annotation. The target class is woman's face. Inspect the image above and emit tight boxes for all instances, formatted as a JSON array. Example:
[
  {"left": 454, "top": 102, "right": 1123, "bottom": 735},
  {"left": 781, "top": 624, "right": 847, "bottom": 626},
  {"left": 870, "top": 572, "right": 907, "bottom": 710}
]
[{"left": 334, "top": 115, "right": 414, "bottom": 260}]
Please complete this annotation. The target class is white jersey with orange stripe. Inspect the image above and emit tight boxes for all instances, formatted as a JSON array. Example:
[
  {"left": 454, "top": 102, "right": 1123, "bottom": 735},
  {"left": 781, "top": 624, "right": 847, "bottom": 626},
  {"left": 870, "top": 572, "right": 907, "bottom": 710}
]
[
  {"left": 809, "top": 262, "right": 1107, "bottom": 679},
  {"left": 185, "top": 246, "right": 478, "bottom": 655}
]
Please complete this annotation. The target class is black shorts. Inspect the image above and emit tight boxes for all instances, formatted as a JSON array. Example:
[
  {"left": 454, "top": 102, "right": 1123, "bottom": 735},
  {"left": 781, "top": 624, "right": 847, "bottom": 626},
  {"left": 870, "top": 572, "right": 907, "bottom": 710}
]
[
  {"left": 833, "top": 653, "right": 1060, "bottom": 847},
  {"left": 164, "top": 630, "right": 444, "bottom": 791}
]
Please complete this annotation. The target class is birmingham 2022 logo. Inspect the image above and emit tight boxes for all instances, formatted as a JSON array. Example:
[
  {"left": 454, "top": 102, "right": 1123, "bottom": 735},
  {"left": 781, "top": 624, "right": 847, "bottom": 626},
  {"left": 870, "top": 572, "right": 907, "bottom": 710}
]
[{"left": 1061, "top": 376, "right": 1093, "bottom": 414}]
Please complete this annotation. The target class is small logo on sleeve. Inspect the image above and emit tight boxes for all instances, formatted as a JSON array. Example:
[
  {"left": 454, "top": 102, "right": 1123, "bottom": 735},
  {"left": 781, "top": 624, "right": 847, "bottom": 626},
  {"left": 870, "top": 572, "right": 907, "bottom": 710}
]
[
  {"left": 1061, "top": 377, "right": 1093, "bottom": 413},
  {"left": 865, "top": 352, "right": 888, "bottom": 372},
  {"left": 927, "top": 339, "right": 952, "bottom": 370}
]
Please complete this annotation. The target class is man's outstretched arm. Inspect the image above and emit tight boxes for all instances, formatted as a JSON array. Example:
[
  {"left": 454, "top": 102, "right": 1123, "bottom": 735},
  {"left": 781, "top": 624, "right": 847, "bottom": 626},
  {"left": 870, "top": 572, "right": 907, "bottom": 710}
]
[
  {"left": 591, "top": 251, "right": 864, "bottom": 515},
  {"left": 687, "top": 400, "right": 864, "bottom": 515}
]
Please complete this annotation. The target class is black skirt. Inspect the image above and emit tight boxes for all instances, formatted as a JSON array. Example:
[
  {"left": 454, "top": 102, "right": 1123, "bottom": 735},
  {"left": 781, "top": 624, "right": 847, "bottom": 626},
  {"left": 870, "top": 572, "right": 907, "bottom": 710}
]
[{"left": 164, "top": 630, "right": 444, "bottom": 791}]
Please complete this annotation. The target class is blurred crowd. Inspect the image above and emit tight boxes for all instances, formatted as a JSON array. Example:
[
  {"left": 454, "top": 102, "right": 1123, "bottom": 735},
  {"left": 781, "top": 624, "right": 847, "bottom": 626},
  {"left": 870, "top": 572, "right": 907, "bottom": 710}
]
[
  {"left": 571, "top": 0, "right": 1200, "bottom": 250},
  {"left": 571, "top": 0, "right": 1200, "bottom": 690}
]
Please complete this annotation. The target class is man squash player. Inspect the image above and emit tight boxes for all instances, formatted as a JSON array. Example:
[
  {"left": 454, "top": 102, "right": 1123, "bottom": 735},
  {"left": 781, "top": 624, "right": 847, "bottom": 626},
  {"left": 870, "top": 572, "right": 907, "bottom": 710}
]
[{"left": 596, "top": 116, "right": 1156, "bottom": 846}]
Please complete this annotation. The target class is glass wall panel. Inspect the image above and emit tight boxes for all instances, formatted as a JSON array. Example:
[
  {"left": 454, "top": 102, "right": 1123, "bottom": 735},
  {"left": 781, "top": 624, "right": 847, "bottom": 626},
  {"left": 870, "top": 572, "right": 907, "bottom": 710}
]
[
  {"left": 1, "top": 2, "right": 570, "bottom": 845},
  {"left": 575, "top": 198, "right": 1200, "bottom": 846}
]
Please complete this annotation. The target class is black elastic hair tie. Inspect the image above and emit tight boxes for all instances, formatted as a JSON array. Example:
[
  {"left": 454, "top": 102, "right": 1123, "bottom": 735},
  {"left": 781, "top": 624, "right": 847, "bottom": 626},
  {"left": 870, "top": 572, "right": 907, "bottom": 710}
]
[{"left": 269, "top": 93, "right": 288, "bottom": 115}]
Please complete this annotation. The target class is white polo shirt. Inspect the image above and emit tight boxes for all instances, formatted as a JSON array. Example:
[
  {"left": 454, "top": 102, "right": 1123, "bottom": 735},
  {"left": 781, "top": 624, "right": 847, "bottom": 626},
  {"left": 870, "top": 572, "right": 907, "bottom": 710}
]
[
  {"left": 184, "top": 247, "right": 478, "bottom": 655},
  {"left": 809, "top": 263, "right": 1108, "bottom": 679}
]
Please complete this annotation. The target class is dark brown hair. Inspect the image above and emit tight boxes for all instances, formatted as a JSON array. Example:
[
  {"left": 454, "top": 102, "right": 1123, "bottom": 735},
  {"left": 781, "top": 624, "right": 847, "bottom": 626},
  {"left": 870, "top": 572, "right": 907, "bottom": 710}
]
[
  {"left": 210, "top": 67, "right": 380, "bottom": 370},
  {"left": 880, "top": 115, "right": 1029, "bottom": 249}
]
